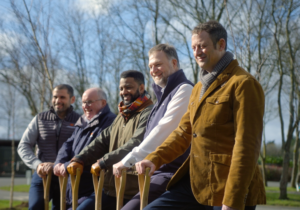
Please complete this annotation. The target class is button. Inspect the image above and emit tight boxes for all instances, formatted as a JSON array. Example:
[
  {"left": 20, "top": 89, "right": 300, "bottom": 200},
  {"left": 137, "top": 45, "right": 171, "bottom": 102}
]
[
  {"left": 193, "top": 133, "right": 197, "bottom": 137},
  {"left": 215, "top": 100, "right": 219, "bottom": 104}
]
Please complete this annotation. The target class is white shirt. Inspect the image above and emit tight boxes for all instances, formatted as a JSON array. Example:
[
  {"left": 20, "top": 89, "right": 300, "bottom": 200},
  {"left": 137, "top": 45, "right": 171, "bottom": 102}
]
[{"left": 121, "top": 84, "right": 193, "bottom": 167}]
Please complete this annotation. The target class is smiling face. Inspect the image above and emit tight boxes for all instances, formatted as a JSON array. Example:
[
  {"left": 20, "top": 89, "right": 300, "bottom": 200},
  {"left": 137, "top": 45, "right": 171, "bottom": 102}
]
[
  {"left": 52, "top": 88, "right": 75, "bottom": 118},
  {"left": 119, "top": 77, "right": 144, "bottom": 105},
  {"left": 81, "top": 88, "right": 106, "bottom": 121},
  {"left": 191, "top": 31, "right": 225, "bottom": 72},
  {"left": 148, "top": 51, "right": 178, "bottom": 88}
]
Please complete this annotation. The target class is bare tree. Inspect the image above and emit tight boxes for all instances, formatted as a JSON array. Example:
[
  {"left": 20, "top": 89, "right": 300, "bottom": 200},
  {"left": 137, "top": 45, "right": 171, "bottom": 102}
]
[
  {"left": 270, "top": 0, "right": 300, "bottom": 199},
  {"left": 291, "top": 64, "right": 300, "bottom": 188},
  {"left": 0, "top": 0, "right": 60, "bottom": 116},
  {"left": 0, "top": 84, "right": 17, "bottom": 208}
]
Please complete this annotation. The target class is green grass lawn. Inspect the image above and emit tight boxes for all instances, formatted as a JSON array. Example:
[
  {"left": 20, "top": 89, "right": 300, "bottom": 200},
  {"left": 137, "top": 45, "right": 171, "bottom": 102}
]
[
  {"left": 266, "top": 192, "right": 300, "bottom": 206},
  {"left": 265, "top": 186, "right": 297, "bottom": 192},
  {"left": 0, "top": 200, "right": 28, "bottom": 210},
  {"left": 0, "top": 185, "right": 30, "bottom": 193},
  {"left": 0, "top": 184, "right": 299, "bottom": 208}
]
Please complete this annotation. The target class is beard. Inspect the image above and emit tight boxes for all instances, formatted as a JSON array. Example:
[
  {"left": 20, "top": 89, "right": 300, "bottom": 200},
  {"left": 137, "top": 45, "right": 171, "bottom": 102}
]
[{"left": 122, "top": 90, "right": 141, "bottom": 105}]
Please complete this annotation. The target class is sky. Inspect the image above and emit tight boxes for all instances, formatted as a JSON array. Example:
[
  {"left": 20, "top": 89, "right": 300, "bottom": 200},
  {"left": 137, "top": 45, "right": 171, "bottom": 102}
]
[{"left": 0, "top": 0, "right": 297, "bottom": 146}]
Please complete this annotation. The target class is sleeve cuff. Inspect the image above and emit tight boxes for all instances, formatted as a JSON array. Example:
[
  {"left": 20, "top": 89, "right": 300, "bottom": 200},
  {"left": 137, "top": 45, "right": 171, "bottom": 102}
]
[
  {"left": 70, "top": 156, "right": 84, "bottom": 166},
  {"left": 99, "top": 158, "right": 107, "bottom": 170},
  {"left": 122, "top": 156, "right": 137, "bottom": 168},
  {"left": 32, "top": 160, "right": 42, "bottom": 170}
]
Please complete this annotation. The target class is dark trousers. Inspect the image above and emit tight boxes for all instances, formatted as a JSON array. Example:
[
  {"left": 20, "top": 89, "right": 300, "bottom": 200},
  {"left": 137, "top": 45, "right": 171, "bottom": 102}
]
[
  {"left": 76, "top": 190, "right": 130, "bottom": 210},
  {"left": 143, "top": 174, "right": 256, "bottom": 210},
  {"left": 121, "top": 172, "right": 173, "bottom": 210},
  {"left": 28, "top": 171, "right": 60, "bottom": 210}
]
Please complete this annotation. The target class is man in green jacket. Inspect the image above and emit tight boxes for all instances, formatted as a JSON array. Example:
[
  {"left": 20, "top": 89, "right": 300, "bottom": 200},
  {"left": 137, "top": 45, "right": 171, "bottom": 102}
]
[{"left": 67, "top": 70, "right": 153, "bottom": 210}]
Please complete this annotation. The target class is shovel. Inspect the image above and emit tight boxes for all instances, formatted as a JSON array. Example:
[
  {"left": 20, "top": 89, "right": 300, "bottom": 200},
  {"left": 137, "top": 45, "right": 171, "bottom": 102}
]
[
  {"left": 138, "top": 167, "right": 151, "bottom": 210},
  {"left": 115, "top": 169, "right": 127, "bottom": 210},
  {"left": 59, "top": 175, "right": 68, "bottom": 210},
  {"left": 42, "top": 168, "right": 53, "bottom": 210},
  {"left": 70, "top": 168, "right": 82, "bottom": 210},
  {"left": 92, "top": 169, "right": 105, "bottom": 210}
]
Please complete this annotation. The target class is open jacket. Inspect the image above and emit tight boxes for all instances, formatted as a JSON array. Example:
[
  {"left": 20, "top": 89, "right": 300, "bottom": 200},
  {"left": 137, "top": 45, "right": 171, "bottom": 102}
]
[
  {"left": 145, "top": 60, "right": 266, "bottom": 210},
  {"left": 54, "top": 104, "right": 116, "bottom": 203},
  {"left": 77, "top": 98, "right": 153, "bottom": 199}
]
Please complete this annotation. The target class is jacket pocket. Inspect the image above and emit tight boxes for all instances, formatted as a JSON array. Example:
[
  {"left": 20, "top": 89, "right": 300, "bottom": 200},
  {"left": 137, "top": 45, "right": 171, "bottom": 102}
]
[
  {"left": 204, "top": 95, "right": 230, "bottom": 124},
  {"left": 209, "top": 153, "right": 232, "bottom": 195}
]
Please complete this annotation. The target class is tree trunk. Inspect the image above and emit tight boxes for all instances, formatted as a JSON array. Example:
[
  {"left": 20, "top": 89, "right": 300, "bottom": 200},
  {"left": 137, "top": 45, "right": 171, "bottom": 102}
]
[
  {"left": 291, "top": 128, "right": 299, "bottom": 188},
  {"left": 261, "top": 124, "right": 268, "bottom": 186},
  {"left": 260, "top": 155, "right": 267, "bottom": 186},
  {"left": 9, "top": 139, "right": 15, "bottom": 209},
  {"left": 296, "top": 147, "right": 300, "bottom": 189},
  {"left": 279, "top": 148, "right": 290, "bottom": 199}
]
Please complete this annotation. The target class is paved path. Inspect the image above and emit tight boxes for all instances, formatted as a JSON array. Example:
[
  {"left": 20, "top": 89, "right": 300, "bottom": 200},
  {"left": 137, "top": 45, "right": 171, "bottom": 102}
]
[
  {"left": 257, "top": 206, "right": 300, "bottom": 210},
  {"left": 0, "top": 177, "right": 29, "bottom": 201}
]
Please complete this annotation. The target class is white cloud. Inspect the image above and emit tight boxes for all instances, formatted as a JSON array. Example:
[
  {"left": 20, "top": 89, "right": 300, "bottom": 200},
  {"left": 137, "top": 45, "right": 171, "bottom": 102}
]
[
  {"left": 0, "top": 31, "right": 27, "bottom": 56},
  {"left": 72, "top": 0, "right": 113, "bottom": 17}
]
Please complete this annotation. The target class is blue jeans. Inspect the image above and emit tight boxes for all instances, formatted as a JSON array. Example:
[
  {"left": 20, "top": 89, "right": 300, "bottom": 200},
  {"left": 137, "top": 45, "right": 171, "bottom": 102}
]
[
  {"left": 143, "top": 174, "right": 256, "bottom": 210},
  {"left": 28, "top": 171, "right": 60, "bottom": 210},
  {"left": 76, "top": 190, "right": 130, "bottom": 210}
]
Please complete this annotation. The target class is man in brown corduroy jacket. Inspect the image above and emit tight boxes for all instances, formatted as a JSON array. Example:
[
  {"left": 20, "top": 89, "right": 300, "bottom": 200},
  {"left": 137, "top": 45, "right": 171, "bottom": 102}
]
[{"left": 136, "top": 21, "right": 266, "bottom": 210}]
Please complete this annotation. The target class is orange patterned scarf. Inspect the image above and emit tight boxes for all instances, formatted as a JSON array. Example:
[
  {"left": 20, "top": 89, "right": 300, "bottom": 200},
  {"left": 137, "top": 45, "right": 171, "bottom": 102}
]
[{"left": 118, "top": 92, "right": 150, "bottom": 121}]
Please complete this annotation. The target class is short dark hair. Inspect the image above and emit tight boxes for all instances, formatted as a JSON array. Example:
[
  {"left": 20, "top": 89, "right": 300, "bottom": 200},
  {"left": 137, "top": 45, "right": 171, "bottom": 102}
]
[
  {"left": 192, "top": 20, "right": 227, "bottom": 50},
  {"left": 53, "top": 84, "right": 74, "bottom": 98},
  {"left": 120, "top": 70, "right": 145, "bottom": 85},
  {"left": 148, "top": 44, "right": 180, "bottom": 68}
]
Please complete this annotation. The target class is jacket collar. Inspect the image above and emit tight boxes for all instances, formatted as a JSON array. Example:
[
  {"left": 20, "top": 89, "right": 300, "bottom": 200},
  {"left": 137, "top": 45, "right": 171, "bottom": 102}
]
[
  {"left": 50, "top": 105, "right": 74, "bottom": 120},
  {"left": 152, "top": 69, "right": 192, "bottom": 104},
  {"left": 75, "top": 104, "right": 111, "bottom": 128},
  {"left": 198, "top": 59, "right": 239, "bottom": 107}
]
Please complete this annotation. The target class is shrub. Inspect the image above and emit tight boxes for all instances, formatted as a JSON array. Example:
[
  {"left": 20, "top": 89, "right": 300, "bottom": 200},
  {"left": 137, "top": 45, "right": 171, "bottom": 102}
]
[{"left": 260, "top": 165, "right": 292, "bottom": 181}]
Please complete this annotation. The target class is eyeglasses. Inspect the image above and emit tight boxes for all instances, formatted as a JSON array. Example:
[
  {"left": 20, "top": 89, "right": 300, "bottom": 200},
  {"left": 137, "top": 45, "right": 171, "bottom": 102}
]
[{"left": 82, "top": 99, "right": 103, "bottom": 107}]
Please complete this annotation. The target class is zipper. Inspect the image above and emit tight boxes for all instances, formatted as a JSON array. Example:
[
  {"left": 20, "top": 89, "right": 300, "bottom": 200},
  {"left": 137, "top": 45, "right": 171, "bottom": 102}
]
[{"left": 56, "top": 119, "right": 62, "bottom": 153}]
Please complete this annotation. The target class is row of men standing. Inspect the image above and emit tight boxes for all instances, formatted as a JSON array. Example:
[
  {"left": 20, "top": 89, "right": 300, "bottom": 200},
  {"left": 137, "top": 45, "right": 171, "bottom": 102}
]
[{"left": 18, "top": 21, "right": 266, "bottom": 210}]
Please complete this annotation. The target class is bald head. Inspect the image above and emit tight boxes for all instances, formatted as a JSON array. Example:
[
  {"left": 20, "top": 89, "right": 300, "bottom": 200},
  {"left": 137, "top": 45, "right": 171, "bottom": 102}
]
[{"left": 82, "top": 88, "right": 107, "bottom": 120}]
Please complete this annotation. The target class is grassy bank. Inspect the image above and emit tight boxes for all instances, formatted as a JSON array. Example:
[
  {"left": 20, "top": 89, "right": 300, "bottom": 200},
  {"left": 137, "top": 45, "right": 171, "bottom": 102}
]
[
  {"left": 0, "top": 185, "right": 299, "bottom": 208},
  {"left": 0, "top": 200, "right": 28, "bottom": 210}
]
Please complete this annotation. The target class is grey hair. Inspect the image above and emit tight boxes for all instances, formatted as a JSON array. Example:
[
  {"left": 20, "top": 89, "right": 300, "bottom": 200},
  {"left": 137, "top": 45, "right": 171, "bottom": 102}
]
[{"left": 96, "top": 88, "right": 107, "bottom": 101}]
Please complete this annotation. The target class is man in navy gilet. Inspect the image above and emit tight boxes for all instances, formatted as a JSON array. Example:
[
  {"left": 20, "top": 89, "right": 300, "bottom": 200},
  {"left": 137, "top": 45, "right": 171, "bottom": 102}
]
[
  {"left": 18, "top": 84, "right": 81, "bottom": 210},
  {"left": 113, "top": 44, "right": 194, "bottom": 210},
  {"left": 53, "top": 87, "right": 116, "bottom": 210}
]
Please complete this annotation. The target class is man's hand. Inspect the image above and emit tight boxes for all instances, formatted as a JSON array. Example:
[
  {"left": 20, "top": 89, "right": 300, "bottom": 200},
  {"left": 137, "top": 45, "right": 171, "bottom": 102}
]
[
  {"left": 36, "top": 162, "right": 54, "bottom": 178},
  {"left": 90, "top": 160, "right": 101, "bottom": 176},
  {"left": 222, "top": 204, "right": 238, "bottom": 210},
  {"left": 135, "top": 160, "right": 156, "bottom": 176},
  {"left": 113, "top": 161, "right": 129, "bottom": 178},
  {"left": 53, "top": 163, "right": 67, "bottom": 177},
  {"left": 67, "top": 162, "right": 83, "bottom": 175}
]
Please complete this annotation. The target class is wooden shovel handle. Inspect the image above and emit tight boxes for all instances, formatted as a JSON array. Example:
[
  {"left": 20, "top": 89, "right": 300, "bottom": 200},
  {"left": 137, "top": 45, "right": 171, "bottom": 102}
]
[
  {"left": 115, "top": 169, "right": 127, "bottom": 210},
  {"left": 70, "top": 167, "right": 81, "bottom": 210},
  {"left": 59, "top": 175, "right": 68, "bottom": 210},
  {"left": 42, "top": 168, "right": 53, "bottom": 210},
  {"left": 138, "top": 167, "right": 151, "bottom": 210},
  {"left": 92, "top": 169, "right": 105, "bottom": 210}
]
